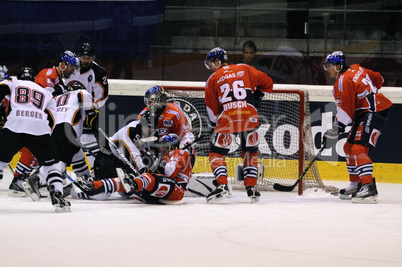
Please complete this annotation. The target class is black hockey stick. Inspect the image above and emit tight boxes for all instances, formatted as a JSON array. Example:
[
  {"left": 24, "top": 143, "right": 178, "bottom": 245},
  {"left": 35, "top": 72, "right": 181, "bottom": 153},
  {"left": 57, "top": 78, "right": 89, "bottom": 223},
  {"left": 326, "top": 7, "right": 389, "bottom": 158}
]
[
  {"left": 97, "top": 127, "right": 141, "bottom": 176},
  {"left": 273, "top": 146, "right": 326, "bottom": 192}
]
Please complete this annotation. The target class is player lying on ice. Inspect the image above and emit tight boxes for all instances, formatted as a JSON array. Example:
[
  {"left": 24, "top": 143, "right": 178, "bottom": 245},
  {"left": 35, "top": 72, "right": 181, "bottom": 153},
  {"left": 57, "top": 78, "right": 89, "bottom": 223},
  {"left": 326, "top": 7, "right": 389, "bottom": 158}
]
[{"left": 69, "top": 133, "right": 192, "bottom": 204}]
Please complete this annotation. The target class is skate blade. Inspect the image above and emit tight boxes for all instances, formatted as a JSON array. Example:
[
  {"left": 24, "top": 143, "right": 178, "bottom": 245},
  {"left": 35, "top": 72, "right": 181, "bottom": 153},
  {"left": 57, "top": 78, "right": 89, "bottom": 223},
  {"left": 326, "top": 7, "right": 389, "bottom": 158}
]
[
  {"left": 8, "top": 190, "right": 27, "bottom": 198},
  {"left": 249, "top": 196, "right": 260, "bottom": 203},
  {"left": 351, "top": 195, "right": 378, "bottom": 204},
  {"left": 54, "top": 204, "right": 71, "bottom": 213},
  {"left": 339, "top": 194, "right": 353, "bottom": 200},
  {"left": 21, "top": 181, "right": 41, "bottom": 202},
  {"left": 206, "top": 191, "right": 229, "bottom": 204}
]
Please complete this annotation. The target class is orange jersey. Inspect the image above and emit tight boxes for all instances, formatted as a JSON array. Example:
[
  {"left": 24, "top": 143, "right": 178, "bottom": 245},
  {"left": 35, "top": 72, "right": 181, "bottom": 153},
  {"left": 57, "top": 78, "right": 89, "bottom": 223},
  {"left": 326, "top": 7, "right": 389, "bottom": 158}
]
[
  {"left": 138, "top": 103, "right": 194, "bottom": 144},
  {"left": 163, "top": 148, "right": 192, "bottom": 186},
  {"left": 333, "top": 64, "right": 392, "bottom": 126},
  {"left": 35, "top": 67, "right": 61, "bottom": 92},
  {"left": 205, "top": 63, "right": 273, "bottom": 133}
]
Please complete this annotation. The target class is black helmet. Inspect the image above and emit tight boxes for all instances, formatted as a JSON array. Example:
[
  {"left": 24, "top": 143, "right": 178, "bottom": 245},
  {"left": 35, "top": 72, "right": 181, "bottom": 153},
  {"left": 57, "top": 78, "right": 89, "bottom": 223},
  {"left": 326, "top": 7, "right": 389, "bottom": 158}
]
[
  {"left": 67, "top": 81, "right": 85, "bottom": 91},
  {"left": 78, "top": 43, "right": 96, "bottom": 58},
  {"left": 17, "top": 67, "right": 35, "bottom": 82}
]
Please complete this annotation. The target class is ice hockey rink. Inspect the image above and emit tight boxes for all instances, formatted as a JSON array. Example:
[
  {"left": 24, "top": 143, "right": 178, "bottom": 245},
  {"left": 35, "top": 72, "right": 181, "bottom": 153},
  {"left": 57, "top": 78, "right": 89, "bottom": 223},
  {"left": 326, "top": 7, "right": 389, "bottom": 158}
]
[{"left": 1, "top": 171, "right": 402, "bottom": 267}]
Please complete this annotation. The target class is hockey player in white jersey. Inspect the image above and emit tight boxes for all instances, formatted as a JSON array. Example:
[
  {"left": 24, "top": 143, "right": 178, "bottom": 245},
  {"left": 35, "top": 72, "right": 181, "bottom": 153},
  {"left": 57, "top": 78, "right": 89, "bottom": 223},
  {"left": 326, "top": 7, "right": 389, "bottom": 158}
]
[
  {"left": 0, "top": 66, "right": 70, "bottom": 212},
  {"left": 65, "top": 43, "right": 109, "bottom": 168},
  {"left": 52, "top": 81, "right": 98, "bottom": 177},
  {"left": 69, "top": 110, "right": 158, "bottom": 200}
]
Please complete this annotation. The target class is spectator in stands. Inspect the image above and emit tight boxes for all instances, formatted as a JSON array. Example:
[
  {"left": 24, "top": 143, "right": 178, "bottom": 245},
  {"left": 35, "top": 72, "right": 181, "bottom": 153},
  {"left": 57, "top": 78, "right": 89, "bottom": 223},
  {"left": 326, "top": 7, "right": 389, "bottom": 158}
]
[{"left": 239, "top": 40, "right": 267, "bottom": 73}]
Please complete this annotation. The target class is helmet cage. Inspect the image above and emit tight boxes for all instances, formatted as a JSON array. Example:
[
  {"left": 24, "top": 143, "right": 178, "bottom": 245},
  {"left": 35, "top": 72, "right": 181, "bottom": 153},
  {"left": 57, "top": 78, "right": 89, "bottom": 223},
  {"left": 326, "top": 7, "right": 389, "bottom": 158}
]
[{"left": 144, "top": 86, "right": 166, "bottom": 109}]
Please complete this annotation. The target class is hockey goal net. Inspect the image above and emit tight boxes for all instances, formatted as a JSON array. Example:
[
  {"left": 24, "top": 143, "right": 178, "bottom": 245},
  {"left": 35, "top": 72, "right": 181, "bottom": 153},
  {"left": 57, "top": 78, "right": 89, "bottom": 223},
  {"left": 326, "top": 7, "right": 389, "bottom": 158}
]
[{"left": 163, "top": 86, "right": 336, "bottom": 195}]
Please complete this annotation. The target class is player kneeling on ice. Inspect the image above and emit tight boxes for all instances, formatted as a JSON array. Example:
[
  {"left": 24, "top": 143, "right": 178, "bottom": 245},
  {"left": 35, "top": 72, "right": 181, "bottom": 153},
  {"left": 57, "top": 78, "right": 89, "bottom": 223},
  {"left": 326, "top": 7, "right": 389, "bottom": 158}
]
[
  {"left": 64, "top": 110, "right": 159, "bottom": 200},
  {"left": 71, "top": 133, "right": 192, "bottom": 204}
]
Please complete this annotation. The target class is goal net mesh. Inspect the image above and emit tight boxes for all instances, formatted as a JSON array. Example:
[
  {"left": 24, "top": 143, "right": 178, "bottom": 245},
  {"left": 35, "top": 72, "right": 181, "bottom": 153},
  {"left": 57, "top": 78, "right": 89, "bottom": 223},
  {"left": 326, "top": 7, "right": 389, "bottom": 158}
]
[{"left": 164, "top": 86, "right": 337, "bottom": 194}]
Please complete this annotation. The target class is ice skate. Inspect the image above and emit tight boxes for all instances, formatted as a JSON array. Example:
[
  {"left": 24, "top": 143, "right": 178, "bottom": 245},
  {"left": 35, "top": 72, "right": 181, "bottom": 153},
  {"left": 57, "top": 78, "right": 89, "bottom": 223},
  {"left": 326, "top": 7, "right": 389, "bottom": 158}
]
[
  {"left": 48, "top": 185, "right": 71, "bottom": 212},
  {"left": 116, "top": 168, "right": 138, "bottom": 193},
  {"left": 75, "top": 174, "right": 94, "bottom": 192},
  {"left": 21, "top": 174, "right": 42, "bottom": 202},
  {"left": 339, "top": 181, "right": 362, "bottom": 200},
  {"left": 246, "top": 186, "right": 261, "bottom": 203},
  {"left": 8, "top": 175, "right": 27, "bottom": 197},
  {"left": 206, "top": 181, "right": 229, "bottom": 204},
  {"left": 351, "top": 179, "right": 378, "bottom": 204}
]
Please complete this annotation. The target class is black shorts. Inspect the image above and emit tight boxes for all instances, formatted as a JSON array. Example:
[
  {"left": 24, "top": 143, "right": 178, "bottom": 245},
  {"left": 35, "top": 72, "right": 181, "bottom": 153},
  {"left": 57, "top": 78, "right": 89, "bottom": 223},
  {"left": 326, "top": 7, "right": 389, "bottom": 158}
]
[
  {"left": 0, "top": 128, "right": 59, "bottom": 166},
  {"left": 52, "top": 123, "right": 81, "bottom": 165},
  {"left": 347, "top": 110, "right": 389, "bottom": 149}
]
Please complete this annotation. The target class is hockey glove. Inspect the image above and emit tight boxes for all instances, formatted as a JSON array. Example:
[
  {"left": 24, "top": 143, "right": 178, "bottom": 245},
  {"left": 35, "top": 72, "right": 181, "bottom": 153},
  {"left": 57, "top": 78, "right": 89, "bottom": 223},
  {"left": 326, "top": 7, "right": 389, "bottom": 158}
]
[
  {"left": 53, "top": 84, "right": 66, "bottom": 97},
  {"left": 253, "top": 89, "right": 265, "bottom": 108},
  {"left": 85, "top": 109, "right": 99, "bottom": 130},
  {"left": 322, "top": 122, "right": 345, "bottom": 148},
  {"left": 142, "top": 153, "right": 160, "bottom": 173}
]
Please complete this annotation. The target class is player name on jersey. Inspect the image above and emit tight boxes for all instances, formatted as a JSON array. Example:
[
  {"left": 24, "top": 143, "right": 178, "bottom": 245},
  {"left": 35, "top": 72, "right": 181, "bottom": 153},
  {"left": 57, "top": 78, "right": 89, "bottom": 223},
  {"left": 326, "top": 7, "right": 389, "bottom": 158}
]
[
  {"left": 222, "top": 100, "right": 248, "bottom": 111},
  {"left": 15, "top": 109, "right": 43, "bottom": 119}
]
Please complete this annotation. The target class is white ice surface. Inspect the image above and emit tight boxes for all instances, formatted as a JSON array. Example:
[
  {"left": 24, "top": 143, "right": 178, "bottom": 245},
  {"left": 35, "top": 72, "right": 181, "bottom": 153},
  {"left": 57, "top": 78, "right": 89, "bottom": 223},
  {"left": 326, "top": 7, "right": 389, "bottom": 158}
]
[{"left": 1, "top": 171, "right": 402, "bottom": 267}]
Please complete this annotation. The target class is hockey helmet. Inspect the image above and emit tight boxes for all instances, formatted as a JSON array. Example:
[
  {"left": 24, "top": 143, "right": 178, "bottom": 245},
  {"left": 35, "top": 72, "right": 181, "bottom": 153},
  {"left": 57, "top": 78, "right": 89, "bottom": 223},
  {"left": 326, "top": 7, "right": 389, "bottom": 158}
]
[
  {"left": 60, "top": 50, "right": 80, "bottom": 68},
  {"left": 204, "top": 47, "right": 228, "bottom": 70},
  {"left": 323, "top": 51, "right": 346, "bottom": 71},
  {"left": 158, "top": 133, "right": 180, "bottom": 149},
  {"left": 67, "top": 81, "right": 85, "bottom": 91},
  {"left": 0, "top": 65, "right": 9, "bottom": 81},
  {"left": 17, "top": 67, "right": 35, "bottom": 82},
  {"left": 78, "top": 43, "right": 96, "bottom": 58},
  {"left": 144, "top": 85, "right": 167, "bottom": 109}
]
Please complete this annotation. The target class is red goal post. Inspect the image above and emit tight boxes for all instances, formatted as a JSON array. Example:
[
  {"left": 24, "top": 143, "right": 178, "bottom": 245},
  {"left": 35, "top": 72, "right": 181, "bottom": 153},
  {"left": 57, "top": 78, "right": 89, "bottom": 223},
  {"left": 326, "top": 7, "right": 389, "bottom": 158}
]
[{"left": 162, "top": 85, "right": 336, "bottom": 195}]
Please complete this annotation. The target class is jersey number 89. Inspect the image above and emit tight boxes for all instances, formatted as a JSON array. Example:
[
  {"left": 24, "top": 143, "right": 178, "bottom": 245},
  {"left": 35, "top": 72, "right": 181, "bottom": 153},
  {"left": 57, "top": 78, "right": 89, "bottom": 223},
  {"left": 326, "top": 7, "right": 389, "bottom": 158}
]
[{"left": 15, "top": 86, "right": 45, "bottom": 110}]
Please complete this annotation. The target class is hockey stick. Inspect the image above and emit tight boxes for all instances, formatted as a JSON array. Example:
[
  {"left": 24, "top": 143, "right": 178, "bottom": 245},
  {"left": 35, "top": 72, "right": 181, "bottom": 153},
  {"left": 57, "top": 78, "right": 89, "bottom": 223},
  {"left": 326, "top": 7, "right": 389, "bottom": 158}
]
[
  {"left": 273, "top": 146, "right": 326, "bottom": 192},
  {"left": 98, "top": 127, "right": 141, "bottom": 176},
  {"left": 63, "top": 172, "right": 86, "bottom": 193}
]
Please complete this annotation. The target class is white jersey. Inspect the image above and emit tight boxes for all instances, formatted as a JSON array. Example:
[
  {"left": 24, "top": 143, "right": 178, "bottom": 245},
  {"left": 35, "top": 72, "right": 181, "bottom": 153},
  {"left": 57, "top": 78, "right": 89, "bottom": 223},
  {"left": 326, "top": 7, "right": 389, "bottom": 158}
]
[
  {"left": 0, "top": 78, "right": 56, "bottom": 135},
  {"left": 65, "top": 62, "right": 108, "bottom": 107},
  {"left": 54, "top": 89, "right": 94, "bottom": 138},
  {"left": 110, "top": 120, "right": 149, "bottom": 171}
]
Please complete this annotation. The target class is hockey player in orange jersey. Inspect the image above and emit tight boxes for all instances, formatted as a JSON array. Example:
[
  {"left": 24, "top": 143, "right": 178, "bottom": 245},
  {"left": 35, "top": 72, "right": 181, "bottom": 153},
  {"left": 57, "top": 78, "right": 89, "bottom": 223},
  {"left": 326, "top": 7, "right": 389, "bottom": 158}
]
[
  {"left": 203, "top": 47, "right": 274, "bottom": 203},
  {"left": 72, "top": 134, "right": 192, "bottom": 204},
  {"left": 322, "top": 51, "right": 392, "bottom": 204},
  {"left": 138, "top": 86, "right": 195, "bottom": 148},
  {"left": 138, "top": 85, "right": 196, "bottom": 165}
]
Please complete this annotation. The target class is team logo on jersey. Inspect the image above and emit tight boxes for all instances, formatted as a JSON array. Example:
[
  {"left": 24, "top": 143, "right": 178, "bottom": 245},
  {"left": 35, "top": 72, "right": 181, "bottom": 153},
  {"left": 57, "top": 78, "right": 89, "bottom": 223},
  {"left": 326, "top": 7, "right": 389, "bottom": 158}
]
[
  {"left": 236, "top": 71, "right": 244, "bottom": 78},
  {"left": 247, "top": 131, "right": 259, "bottom": 146},
  {"left": 163, "top": 119, "right": 173, "bottom": 127},
  {"left": 369, "top": 129, "right": 380, "bottom": 147},
  {"left": 151, "top": 184, "right": 170, "bottom": 197},
  {"left": 217, "top": 133, "right": 233, "bottom": 148},
  {"left": 88, "top": 75, "right": 93, "bottom": 82}
]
